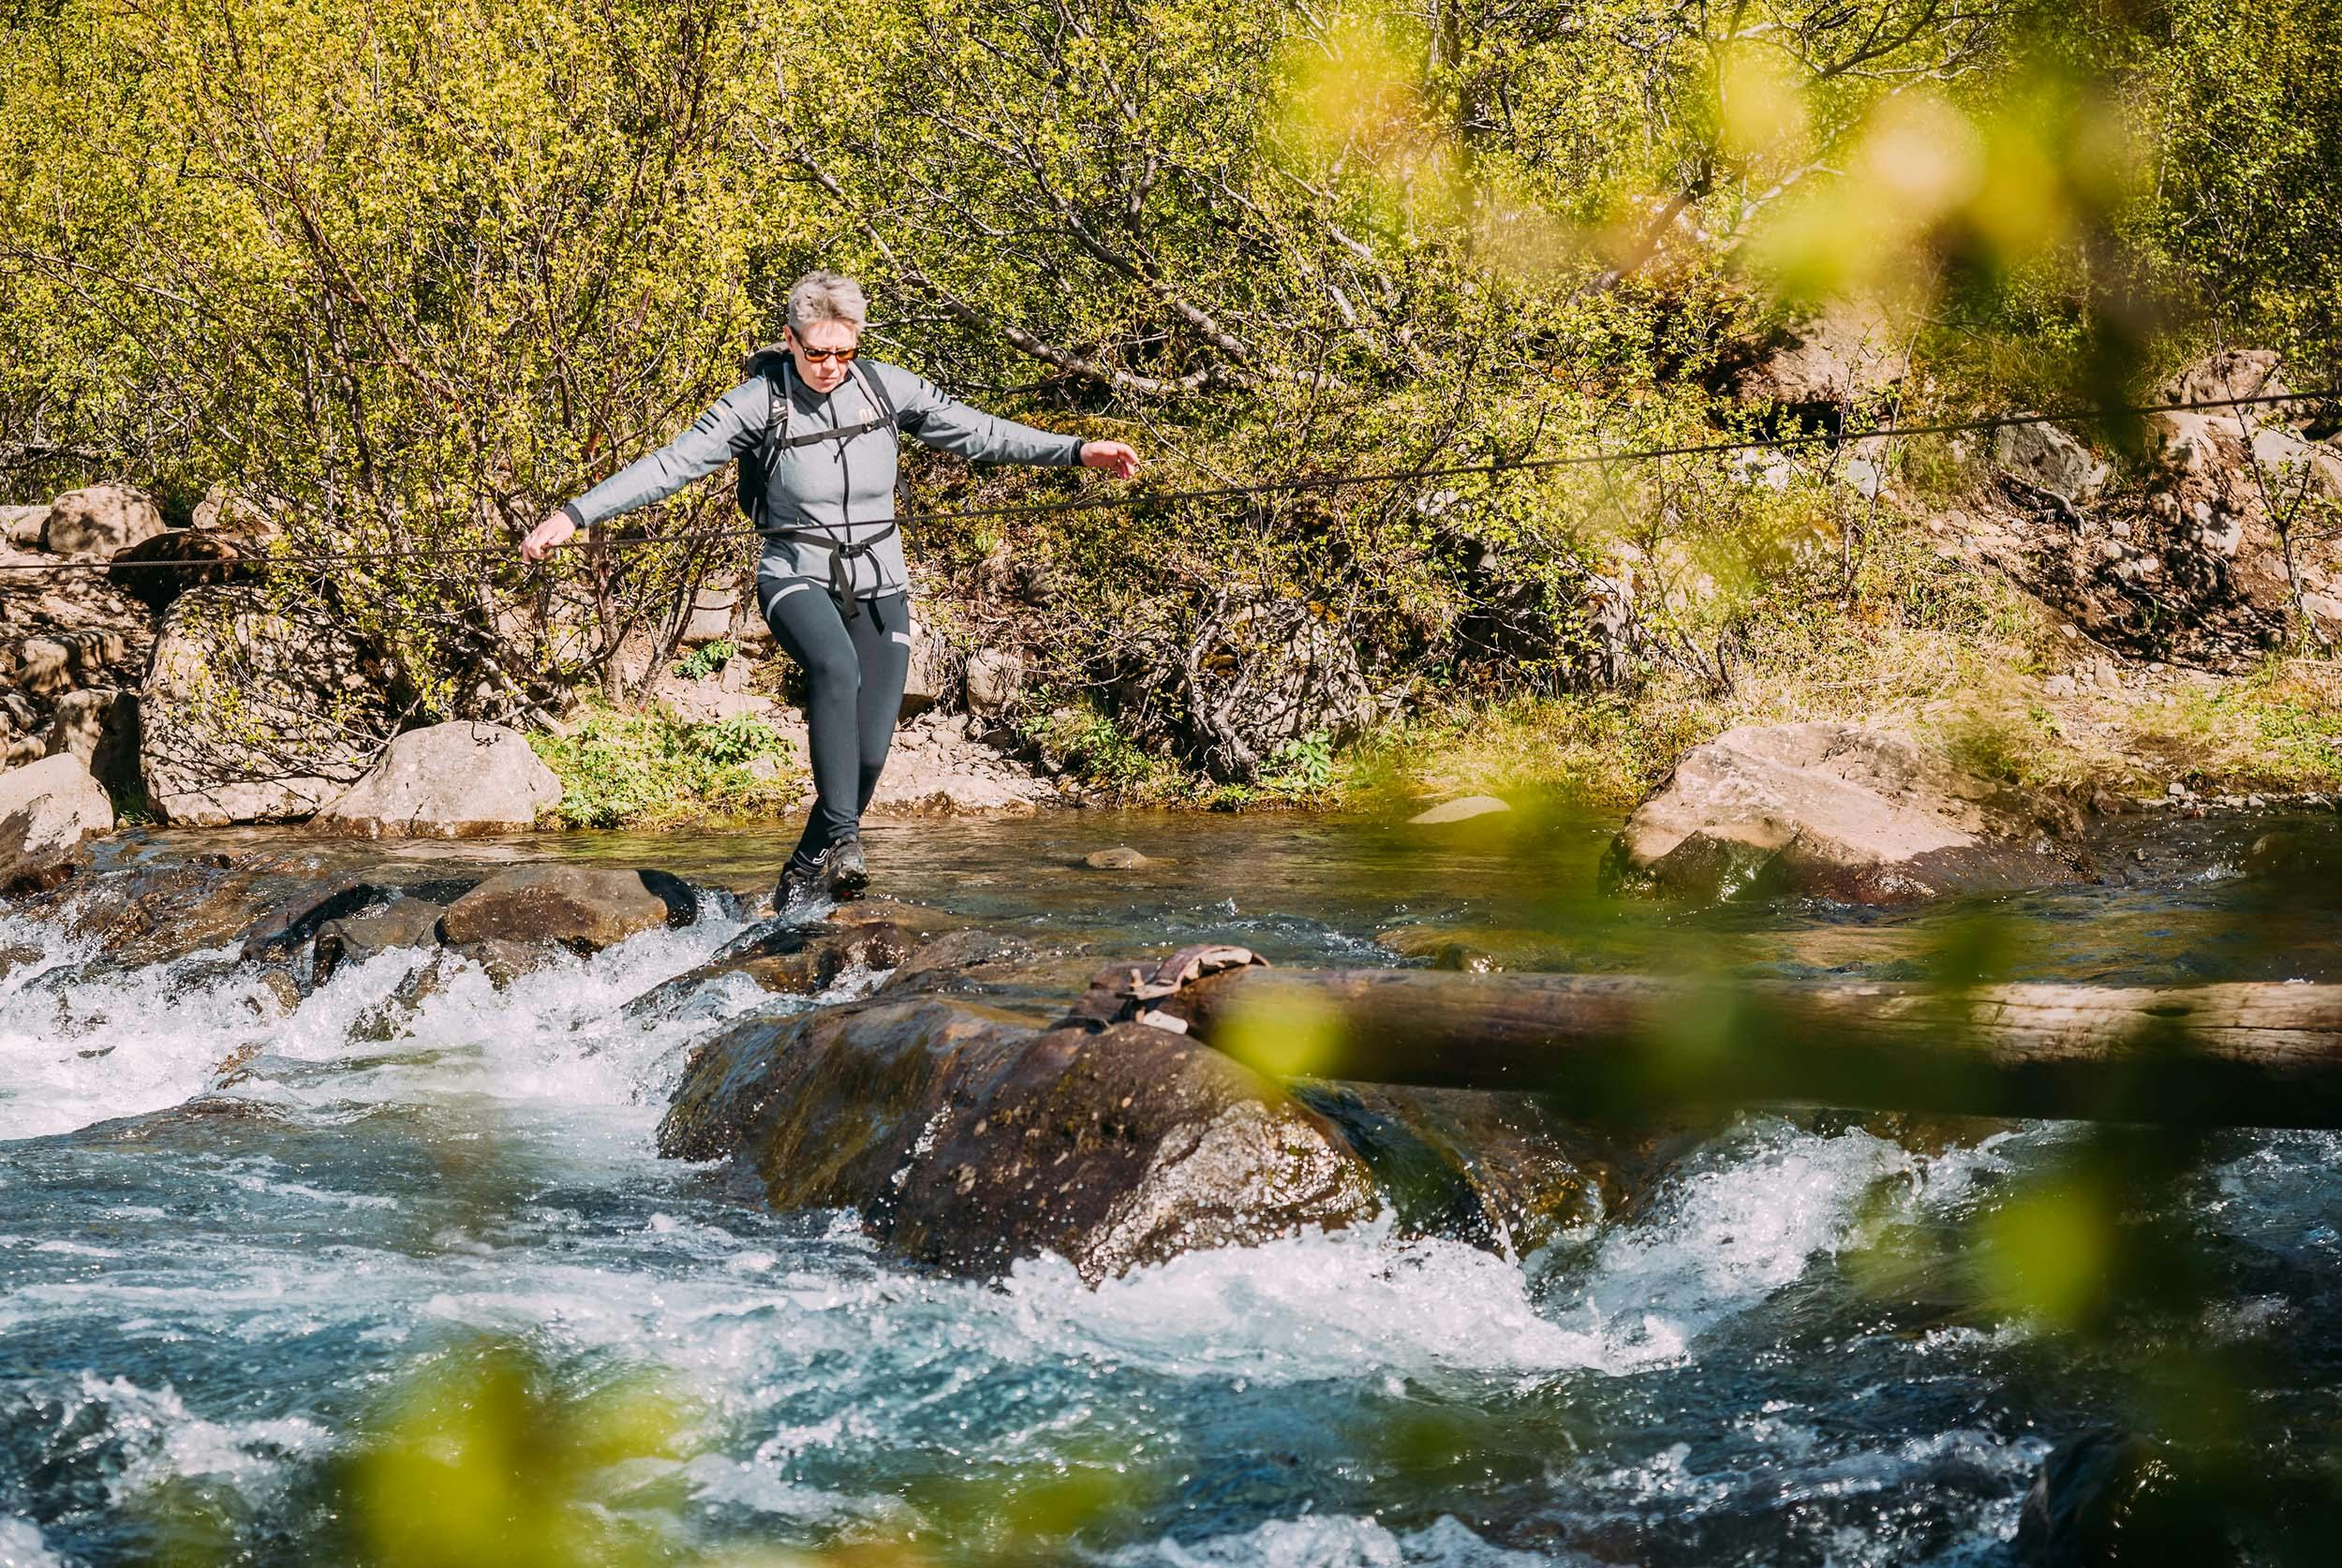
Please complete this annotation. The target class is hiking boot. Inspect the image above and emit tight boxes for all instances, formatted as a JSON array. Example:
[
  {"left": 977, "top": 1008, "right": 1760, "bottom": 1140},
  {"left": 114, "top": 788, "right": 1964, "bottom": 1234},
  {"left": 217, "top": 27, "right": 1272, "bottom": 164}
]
[
  {"left": 823, "top": 837, "right": 868, "bottom": 902},
  {"left": 771, "top": 853, "right": 827, "bottom": 917}
]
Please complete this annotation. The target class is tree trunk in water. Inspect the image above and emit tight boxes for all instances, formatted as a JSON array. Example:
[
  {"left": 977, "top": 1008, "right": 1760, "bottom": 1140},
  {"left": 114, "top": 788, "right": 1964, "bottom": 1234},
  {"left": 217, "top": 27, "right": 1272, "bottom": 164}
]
[{"left": 1179, "top": 969, "right": 2342, "bottom": 1129}]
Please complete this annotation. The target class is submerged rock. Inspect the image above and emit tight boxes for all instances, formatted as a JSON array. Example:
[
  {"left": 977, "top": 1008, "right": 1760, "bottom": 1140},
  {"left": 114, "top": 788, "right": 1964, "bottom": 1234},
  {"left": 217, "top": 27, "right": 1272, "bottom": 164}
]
[
  {"left": 1603, "top": 722, "right": 2091, "bottom": 905},
  {"left": 2015, "top": 1430, "right": 2231, "bottom": 1568},
  {"left": 1406, "top": 794, "right": 1511, "bottom": 826},
  {"left": 660, "top": 993, "right": 1379, "bottom": 1282},
  {"left": 312, "top": 721, "right": 562, "bottom": 838},
  {"left": 312, "top": 895, "right": 451, "bottom": 984},
  {"left": 1083, "top": 845, "right": 1152, "bottom": 870},
  {"left": 0, "top": 753, "right": 114, "bottom": 892},
  {"left": 436, "top": 865, "right": 697, "bottom": 954}
]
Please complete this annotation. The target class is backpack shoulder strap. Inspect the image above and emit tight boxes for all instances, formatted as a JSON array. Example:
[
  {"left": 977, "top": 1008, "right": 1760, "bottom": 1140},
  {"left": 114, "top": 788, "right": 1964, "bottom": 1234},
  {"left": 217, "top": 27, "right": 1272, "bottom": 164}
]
[{"left": 853, "top": 361, "right": 899, "bottom": 423}]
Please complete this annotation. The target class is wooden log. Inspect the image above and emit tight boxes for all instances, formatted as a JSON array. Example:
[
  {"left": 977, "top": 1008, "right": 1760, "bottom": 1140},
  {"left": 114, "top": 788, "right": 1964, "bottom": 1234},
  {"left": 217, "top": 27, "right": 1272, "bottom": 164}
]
[{"left": 1180, "top": 969, "right": 2342, "bottom": 1129}]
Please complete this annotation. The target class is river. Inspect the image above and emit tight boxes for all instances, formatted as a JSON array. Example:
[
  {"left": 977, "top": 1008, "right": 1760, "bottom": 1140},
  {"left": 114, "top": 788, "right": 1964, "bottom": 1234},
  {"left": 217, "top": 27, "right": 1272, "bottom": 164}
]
[{"left": 4, "top": 808, "right": 2338, "bottom": 1565}]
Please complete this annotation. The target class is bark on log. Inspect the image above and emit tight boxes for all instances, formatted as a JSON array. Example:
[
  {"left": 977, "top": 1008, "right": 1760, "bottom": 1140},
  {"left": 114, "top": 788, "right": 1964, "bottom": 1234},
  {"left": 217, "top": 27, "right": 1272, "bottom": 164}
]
[{"left": 1181, "top": 969, "right": 2342, "bottom": 1129}]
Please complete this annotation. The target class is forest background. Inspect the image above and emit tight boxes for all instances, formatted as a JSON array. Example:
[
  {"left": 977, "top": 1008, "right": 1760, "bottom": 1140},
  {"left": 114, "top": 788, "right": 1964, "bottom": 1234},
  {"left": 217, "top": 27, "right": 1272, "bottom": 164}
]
[{"left": 2, "top": 0, "right": 2337, "bottom": 819}]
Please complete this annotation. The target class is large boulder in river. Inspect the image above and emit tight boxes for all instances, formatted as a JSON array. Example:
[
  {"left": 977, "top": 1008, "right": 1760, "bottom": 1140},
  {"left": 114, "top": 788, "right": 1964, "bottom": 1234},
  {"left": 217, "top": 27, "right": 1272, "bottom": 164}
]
[
  {"left": 140, "top": 585, "right": 391, "bottom": 824},
  {"left": 661, "top": 994, "right": 1380, "bottom": 1281},
  {"left": 41, "top": 485, "right": 163, "bottom": 559},
  {"left": 0, "top": 753, "right": 114, "bottom": 892},
  {"left": 436, "top": 865, "right": 696, "bottom": 953},
  {"left": 1603, "top": 722, "right": 2090, "bottom": 905},
  {"left": 312, "top": 721, "right": 561, "bottom": 838}
]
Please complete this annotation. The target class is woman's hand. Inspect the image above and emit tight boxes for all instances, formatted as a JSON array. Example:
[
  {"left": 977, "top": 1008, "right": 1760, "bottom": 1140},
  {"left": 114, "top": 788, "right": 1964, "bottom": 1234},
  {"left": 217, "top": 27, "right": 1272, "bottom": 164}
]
[
  {"left": 519, "top": 509, "right": 577, "bottom": 563},
  {"left": 1079, "top": 440, "right": 1140, "bottom": 480}
]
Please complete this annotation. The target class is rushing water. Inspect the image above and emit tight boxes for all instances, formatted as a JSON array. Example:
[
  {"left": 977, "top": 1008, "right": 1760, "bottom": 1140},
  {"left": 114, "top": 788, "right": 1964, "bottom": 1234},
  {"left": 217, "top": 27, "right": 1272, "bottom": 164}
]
[{"left": 5, "top": 808, "right": 2341, "bottom": 1565}]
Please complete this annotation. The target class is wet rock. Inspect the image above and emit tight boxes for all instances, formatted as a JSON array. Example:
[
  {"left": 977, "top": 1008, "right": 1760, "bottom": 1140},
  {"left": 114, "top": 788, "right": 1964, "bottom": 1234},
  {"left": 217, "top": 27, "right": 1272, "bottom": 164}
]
[
  {"left": 312, "top": 721, "right": 562, "bottom": 838},
  {"left": 436, "top": 865, "right": 696, "bottom": 954},
  {"left": 824, "top": 897, "right": 961, "bottom": 936},
  {"left": 141, "top": 585, "right": 390, "bottom": 825},
  {"left": 630, "top": 918, "right": 919, "bottom": 1011},
  {"left": 880, "top": 926, "right": 1042, "bottom": 984},
  {"left": 2241, "top": 828, "right": 2342, "bottom": 887},
  {"left": 1603, "top": 722, "right": 2092, "bottom": 905},
  {"left": 42, "top": 485, "right": 163, "bottom": 559},
  {"left": 1291, "top": 1083, "right": 1619, "bottom": 1253},
  {"left": 660, "top": 996, "right": 1379, "bottom": 1281},
  {"left": 1083, "top": 845, "right": 1153, "bottom": 870},
  {"left": 1406, "top": 794, "right": 1512, "bottom": 826},
  {"left": 0, "top": 753, "right": 114, "bottom": 893},
  {"left": 312, "top": 895, "right": 451, "bottom": 984},
  {"left": 0, "top": 940, "right": 47, "bottom": 981},
  {"left": 2015, "top": 1430, "right": 2231, "bottom": 1568},
  {"left": 875, "top": 937, "right": 1104, "bottom": 1029},
  {"left": 246, "top": 876, "right": 389, "bottom": 958}
]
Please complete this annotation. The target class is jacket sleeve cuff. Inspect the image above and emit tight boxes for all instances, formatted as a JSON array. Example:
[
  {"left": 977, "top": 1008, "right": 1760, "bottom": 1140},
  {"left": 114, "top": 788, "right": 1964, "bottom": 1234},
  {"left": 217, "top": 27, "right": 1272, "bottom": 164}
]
[
  {"left": 559, "top": 501, "right": 587, "bottom": 529},
  {"left": 1060, "top": 436, "right": 1089, "bottom": 466}
]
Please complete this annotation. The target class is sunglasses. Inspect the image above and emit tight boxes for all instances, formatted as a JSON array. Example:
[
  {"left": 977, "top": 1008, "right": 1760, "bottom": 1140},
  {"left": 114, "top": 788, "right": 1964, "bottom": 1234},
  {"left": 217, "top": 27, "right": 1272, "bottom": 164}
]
[{"left": 793, "top": 343, "right": 857, "bottom": 363}]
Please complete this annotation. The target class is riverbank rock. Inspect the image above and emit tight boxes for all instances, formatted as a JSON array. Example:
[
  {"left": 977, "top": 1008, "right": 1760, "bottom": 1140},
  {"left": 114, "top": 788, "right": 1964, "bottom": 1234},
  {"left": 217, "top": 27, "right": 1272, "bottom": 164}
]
[
  {"left": 108, "top": 526, "right": 270, "bottom": 614},
  {"left": 436, "top": 865, "right": 696, "bottom": 953},
  {"left": 0, "top": 754, "right": 114, "bottom": 892},
  {"left": 1964, "top": 348, "right": 2342, "bottom": 671},
  {"left": 661, "top": 993, "right": 1380, "bottom": 1281},
  {"left": 1726, "top": 303, "right": 1908, "bottom": 416},
  {"left": 312, "top": 721, "right": 562, "bottom": 838},
  {"left": 1603, "top": 722, "right": 2091, "bottom": 904},
  {"left": 41, "top": 485, "right": 163, "bottom": 559},
  {"left": 865, "top": 711, "right": 1055, "bottom": 816},
  {"left": 140, "top": 585, "right": 390, "bottom": 824},
  {"left": 40, "top": 687, "right": 140, "bottom": 798}
]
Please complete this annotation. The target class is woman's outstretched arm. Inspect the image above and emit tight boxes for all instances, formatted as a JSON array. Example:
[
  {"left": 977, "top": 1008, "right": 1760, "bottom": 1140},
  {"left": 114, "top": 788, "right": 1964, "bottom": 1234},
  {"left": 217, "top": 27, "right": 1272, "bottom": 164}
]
[
  {"left": 521, "top": 380, "right": 767, "bottom": 560},
  {"left": 876, "top": 364, "right": 1138, "bottom": 478}
]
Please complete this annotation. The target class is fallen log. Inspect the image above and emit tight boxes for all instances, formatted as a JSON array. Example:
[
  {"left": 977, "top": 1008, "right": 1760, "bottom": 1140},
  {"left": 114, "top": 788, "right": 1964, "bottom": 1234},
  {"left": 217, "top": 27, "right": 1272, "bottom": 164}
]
[{"left": 1179, "top": 969, "right": 2342, "bottom": 1129}]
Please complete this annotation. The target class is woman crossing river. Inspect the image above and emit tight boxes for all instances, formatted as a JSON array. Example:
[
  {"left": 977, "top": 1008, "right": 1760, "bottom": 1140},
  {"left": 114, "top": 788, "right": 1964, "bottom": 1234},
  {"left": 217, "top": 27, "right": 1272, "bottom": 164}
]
[{"left": 519, "top": 270, "right": 1140, "bottom": 912}]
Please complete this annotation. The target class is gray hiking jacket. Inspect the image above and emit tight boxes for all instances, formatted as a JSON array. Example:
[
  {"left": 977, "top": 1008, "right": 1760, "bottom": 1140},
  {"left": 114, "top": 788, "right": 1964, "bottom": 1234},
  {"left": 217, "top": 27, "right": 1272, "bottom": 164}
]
[{"left": 558, "top": 359, "right": 1086, "bottom": 600}]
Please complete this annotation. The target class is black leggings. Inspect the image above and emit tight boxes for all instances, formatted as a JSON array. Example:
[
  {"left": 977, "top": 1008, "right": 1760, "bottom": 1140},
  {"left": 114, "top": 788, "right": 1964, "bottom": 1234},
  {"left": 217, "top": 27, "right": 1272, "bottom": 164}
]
[{"left": 760, "top": 581, "right": 911, "bottom": 866}]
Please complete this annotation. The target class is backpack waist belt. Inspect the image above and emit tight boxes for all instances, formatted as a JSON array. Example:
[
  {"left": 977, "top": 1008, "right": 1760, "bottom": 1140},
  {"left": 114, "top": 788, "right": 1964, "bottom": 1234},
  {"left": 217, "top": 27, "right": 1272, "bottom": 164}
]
[{"left": 757, "top": 517, "right": 901, "bottom": 612}]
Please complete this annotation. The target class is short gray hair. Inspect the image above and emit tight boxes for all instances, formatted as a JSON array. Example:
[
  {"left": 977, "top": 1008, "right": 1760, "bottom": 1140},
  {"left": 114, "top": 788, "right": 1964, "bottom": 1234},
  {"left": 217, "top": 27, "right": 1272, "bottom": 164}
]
[{"left": 786, "top": 270, "right": 867, "bottom": 333}]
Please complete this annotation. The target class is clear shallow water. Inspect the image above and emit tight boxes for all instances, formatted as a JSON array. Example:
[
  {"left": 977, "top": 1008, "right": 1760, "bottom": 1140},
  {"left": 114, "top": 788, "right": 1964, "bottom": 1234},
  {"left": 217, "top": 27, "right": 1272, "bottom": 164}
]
[{"left": 5, "top": 809, "right": 2342, "bottom": 1564}]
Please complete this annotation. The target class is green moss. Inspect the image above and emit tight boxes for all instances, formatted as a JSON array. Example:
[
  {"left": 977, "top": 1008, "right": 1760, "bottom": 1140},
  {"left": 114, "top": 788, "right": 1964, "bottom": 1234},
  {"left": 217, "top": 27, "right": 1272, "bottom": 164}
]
[{"left": 526, "top": 704, "right": 803, "bottom": 830}]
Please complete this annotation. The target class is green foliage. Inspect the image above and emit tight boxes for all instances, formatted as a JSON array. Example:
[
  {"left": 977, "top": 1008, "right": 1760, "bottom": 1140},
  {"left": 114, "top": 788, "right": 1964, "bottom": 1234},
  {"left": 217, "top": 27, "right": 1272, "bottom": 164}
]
[
  {"left": 1018, "top": 701, "right": 1185, "bottom": 801},
  {"left": 527, "top": 704, "right": 798, "bottom": 829},
  {"left": 668, "top": 639, "right": 735, "bottom": 684},
  {"left": 1260, "top": 729, "right": 1337, "bottom": 797}
]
